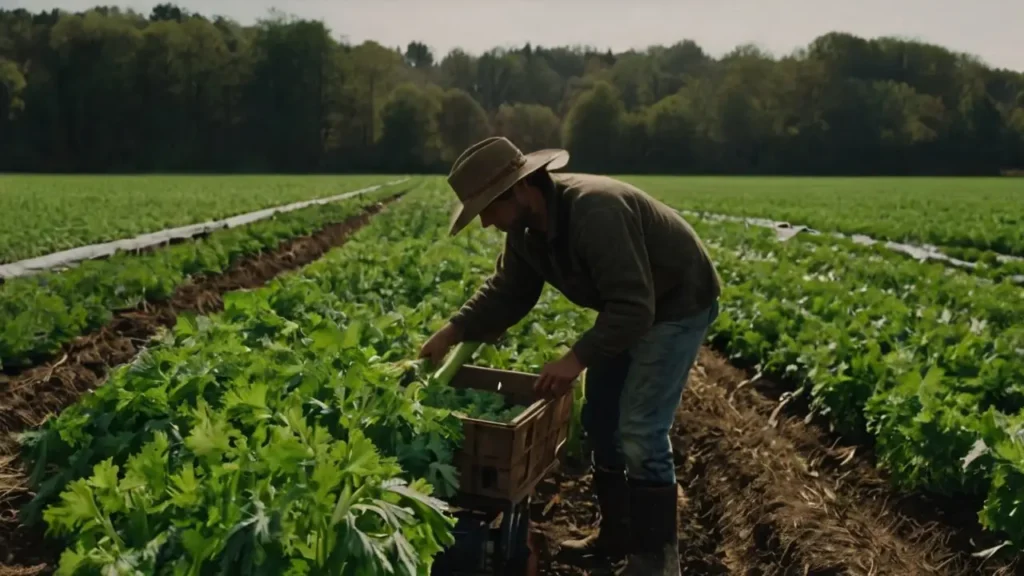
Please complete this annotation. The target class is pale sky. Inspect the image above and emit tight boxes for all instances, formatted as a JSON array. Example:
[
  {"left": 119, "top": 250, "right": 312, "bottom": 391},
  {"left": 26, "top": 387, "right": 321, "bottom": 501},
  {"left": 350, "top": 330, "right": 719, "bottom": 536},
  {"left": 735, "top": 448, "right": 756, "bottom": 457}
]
[{"left": 5, "top": 0, "right": 1024, "bottom": 72}]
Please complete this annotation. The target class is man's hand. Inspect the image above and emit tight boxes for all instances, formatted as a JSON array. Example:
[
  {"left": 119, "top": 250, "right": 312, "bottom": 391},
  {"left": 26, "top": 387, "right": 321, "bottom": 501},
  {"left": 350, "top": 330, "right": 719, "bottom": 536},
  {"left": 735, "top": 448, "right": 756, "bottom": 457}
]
[
  {"left": 419, "top": 322, "right": 464, "bottom": 367},
  {"left": 534, "top": 350, "right": 585, "bottom": 399}
]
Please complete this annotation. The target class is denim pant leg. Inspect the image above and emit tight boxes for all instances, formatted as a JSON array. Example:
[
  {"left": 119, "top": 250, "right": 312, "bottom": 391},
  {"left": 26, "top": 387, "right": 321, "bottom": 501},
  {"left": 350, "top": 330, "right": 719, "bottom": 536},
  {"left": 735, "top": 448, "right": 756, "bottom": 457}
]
[
  {"left": 618, "top": 302, "right": 719, "bottom": 484},
  {"left": 580, "top": 350, "right": 631, "bottom": 471}
]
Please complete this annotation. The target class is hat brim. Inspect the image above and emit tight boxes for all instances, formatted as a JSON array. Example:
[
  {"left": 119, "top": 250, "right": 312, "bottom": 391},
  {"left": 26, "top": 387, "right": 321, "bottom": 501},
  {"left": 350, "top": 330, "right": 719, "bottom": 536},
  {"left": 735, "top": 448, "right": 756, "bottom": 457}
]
[{"left": 448, "top": 148, "right": 569, "bottom": 236}]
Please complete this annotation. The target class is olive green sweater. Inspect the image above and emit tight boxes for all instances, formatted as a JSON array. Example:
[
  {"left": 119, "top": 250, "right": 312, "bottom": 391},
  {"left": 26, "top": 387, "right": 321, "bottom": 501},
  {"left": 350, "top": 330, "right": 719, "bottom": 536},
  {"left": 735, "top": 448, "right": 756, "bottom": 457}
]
[{"left": 449, "top": 172, "right": 721, "bottom": 367}]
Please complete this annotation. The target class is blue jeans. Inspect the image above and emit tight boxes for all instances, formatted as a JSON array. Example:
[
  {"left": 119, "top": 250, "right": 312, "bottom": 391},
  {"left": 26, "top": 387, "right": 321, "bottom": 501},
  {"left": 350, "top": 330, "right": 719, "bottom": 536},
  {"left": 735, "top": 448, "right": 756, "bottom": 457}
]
[{"left": 580, "top": 301, "right": 719, "bottom": 485}]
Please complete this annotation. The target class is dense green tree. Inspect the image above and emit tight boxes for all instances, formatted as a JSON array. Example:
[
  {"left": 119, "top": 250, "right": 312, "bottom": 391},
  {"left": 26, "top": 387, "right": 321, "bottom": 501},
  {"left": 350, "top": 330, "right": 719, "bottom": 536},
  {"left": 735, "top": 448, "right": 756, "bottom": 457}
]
[
  {"left": 437, "top": 88, "right": 492, "bottom": 163},
  {"left": 562, "top": 81, "right": 626, "bottom": 171},
  {"left": 474, "top": 49, "right": 528, "bottom": 110},
  {"left": 0, "top": 57, "right": 25, "bottom": 119},
  {"left": 438, "top": 48, "right": 476, "bottom": 96},
  {"left": 378, "top": 83, "right": 442, "bottom": 172},
  {"left": 645, "top": 94, "right": 696, "bottom": 172},
  {"left": 493, "top": 103, "right": 561, "bottom": 153},
  {"left": 344, "top": 40, "right": 405, "bottom": 159},
  {"left": 150, "top": 3, "right": 188, "bottom": 22},
  {"left": 0, "top": 4, "right": 1022, "bottom": 175},
  {"left": 404, "top": 41, "right": 434, "bottom": 69}
]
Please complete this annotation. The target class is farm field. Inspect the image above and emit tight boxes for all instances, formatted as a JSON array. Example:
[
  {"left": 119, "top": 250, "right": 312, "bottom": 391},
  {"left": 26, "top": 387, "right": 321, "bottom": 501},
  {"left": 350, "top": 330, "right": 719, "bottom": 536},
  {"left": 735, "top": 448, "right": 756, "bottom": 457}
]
[
  {"left": 0, "top": 178, "right": 410, "bottom": 371},
  {"left": 626, "top": 176, "right": 1024, "bottom": 259},
  {"left": 1, "top": 175, "right": 1023, "bottom": 575},
  {"left": 0, "top": 175, "right": 394, "bottom": 263}
]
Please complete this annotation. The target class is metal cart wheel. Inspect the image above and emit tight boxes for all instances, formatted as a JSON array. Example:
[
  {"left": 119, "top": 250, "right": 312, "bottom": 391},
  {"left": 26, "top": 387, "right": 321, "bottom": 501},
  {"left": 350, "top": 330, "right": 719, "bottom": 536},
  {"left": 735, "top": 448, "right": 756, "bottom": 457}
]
[{"left": 495, "top": 495, "right": 532, "bottom": 573}]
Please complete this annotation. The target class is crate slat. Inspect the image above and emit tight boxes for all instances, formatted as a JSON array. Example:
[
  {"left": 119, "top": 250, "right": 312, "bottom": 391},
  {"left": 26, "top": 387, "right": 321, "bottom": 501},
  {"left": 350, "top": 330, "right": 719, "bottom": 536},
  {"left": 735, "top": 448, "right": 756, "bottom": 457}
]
[{"left": 448, "top": 365, "right": 575, "bottom": 502}]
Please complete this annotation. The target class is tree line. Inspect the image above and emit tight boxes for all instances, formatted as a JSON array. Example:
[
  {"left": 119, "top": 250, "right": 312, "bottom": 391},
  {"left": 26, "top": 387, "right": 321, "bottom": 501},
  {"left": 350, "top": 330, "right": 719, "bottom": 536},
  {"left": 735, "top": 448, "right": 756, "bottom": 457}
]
[{"left": 1, "top": 4, "right": 1023, "bottom": 175}]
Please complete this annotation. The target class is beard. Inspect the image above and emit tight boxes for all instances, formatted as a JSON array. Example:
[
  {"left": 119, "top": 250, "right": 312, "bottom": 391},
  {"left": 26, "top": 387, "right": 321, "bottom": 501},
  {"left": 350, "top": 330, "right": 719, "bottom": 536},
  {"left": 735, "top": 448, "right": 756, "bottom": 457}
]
[{"left": 506, "top": 200, "right": 535, "bottom": 234}]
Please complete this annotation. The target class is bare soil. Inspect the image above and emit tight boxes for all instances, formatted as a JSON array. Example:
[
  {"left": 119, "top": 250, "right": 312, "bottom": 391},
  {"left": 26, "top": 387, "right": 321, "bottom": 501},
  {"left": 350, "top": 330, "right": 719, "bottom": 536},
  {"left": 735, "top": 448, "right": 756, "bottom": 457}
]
[
  {"left": 0, "top": 198, "right": 397, "bottom": 575},
  {"left": 530, "top": 348, "right": 1021, "bottom": 576}
]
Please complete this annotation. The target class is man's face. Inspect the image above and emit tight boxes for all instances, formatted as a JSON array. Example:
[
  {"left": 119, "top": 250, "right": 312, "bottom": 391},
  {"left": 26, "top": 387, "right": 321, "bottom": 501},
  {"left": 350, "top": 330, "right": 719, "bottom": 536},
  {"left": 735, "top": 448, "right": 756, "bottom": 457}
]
[{"left": 479, "top": 187, "right": 528, "bottom": 233}]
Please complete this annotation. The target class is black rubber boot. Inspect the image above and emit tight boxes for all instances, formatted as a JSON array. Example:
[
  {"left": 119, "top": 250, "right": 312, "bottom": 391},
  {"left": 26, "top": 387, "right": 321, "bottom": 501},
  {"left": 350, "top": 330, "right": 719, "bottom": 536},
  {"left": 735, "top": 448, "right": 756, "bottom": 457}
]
[
  {"left": 559, "top": 466, "right": 630, "bottom": 560},
  {"left": 620, "top": 481, "right": 680, "bottom": 576}
]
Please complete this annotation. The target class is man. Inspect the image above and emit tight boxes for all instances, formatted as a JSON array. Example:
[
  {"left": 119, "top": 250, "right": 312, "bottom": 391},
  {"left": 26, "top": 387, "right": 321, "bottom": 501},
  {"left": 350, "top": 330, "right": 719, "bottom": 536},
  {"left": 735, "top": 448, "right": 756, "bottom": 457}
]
[{"left": 420, "top": 137, "right": 721, "bottom": 575}]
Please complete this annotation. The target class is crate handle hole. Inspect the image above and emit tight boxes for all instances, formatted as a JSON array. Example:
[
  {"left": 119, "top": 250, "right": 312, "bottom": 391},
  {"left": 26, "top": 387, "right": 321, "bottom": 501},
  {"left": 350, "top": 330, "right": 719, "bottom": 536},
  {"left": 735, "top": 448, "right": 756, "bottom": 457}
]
[{"left": 481, "top": 466, "right": 498, "bottom": 489}]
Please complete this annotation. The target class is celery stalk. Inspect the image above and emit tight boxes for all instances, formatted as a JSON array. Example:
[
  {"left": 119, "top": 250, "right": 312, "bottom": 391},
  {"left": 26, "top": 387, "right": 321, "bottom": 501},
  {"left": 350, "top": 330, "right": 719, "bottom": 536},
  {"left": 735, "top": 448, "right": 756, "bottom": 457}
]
[
  {"left": 565, "top": 370, "right": 587, "bottom": 462},
  {"left": 432, "top": 341, "right": 482, "bottom": 387}
]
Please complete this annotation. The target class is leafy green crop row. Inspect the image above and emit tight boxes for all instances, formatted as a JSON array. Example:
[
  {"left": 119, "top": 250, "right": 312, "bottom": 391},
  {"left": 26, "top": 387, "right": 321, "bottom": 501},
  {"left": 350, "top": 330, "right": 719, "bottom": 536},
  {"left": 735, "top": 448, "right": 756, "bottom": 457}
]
[
  {"left": 0, "top": 175, "right": 395, "bottom": 263},
  {"left": 629, "top": 176, "right": 1024, "bottom": 258},
  {"left": 19, "top": 181, "right": 593, "bottom": 575},
  {"left": 937, "top": 245, "right": 1024, "bottom": 283},
  {"left": 0, "top": 181, "right": 410, "bottom": 371},
  {"left": 688, "top": 215, "right": 1024, "bottom": 547}
]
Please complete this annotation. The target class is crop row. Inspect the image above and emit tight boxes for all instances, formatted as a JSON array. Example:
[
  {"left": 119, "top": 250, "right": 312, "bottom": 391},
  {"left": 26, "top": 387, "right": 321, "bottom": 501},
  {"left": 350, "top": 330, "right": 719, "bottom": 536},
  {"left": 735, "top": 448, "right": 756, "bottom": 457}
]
[
  {"left": 0, "top": 175, "right": 395, "bottom": 264},
  {"left": 0, "top": 181, "right": 409, "bottom": 371},
  {"left": 687, "top": 215, "right": 1024, "bottom": 546},
  {"left": 18, "top": 181, "right": 594, "bottom": 574},
  {"left": 630, "top": 176, "right": 1024, "bottom": 258},
  {"left": 937, "top": 245, "right": 1024, "bottom": 283}
]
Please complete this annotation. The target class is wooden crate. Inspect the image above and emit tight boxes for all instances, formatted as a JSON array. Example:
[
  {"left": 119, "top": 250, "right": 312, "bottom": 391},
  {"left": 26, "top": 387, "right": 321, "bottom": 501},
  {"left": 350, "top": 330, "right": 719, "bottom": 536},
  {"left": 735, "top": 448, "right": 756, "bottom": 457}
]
[{"left": 448, "top": 365, "right": 574, "bottom": 503}]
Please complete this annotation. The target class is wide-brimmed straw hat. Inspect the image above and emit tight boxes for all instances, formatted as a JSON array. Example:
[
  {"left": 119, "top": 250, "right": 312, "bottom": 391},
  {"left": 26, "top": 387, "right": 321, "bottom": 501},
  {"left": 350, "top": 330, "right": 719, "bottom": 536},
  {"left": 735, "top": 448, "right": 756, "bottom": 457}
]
[{"left": 446, "top": 136, "right": 569, "bottom": 236}]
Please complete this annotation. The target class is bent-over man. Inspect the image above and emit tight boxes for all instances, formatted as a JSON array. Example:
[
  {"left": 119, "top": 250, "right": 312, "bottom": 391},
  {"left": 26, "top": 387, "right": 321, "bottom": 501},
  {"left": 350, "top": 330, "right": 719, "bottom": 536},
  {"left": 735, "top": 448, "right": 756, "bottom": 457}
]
[{"left": 420, "top": 136, "right": 721, "bottom": 576}]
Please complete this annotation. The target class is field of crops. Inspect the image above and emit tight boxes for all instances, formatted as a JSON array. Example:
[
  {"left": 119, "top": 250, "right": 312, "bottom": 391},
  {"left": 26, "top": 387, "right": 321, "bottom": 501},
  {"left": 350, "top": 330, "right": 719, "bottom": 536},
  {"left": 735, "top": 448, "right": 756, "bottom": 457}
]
[
  {"left": 1, "top": 175, "right": 1023, "bottom": 575},
  {"left": 627, "top": 176, "right": 1024, "bottom": 257},
  {"left": 0, "top": 180, "right": 405, "bottom": 371},
  {"left": 0, "top": 175, "right": 392, "bottom": 263}
]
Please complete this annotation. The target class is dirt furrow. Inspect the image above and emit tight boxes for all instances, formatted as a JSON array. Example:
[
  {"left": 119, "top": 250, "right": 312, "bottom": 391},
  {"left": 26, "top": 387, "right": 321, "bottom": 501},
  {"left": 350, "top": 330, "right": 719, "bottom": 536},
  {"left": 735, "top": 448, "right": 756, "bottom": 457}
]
[
  {"left": 676, "top": 348, "right": 1018, "bottom": 576},
  {"left": 676, "top": 350, "right": 939, "bottom": 574},
  {"left": 0, "top": 197, "right": 399, "bottom": 575},
  {"left": 531, "top": 348, "right": 1020, "bottom": 575}
]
